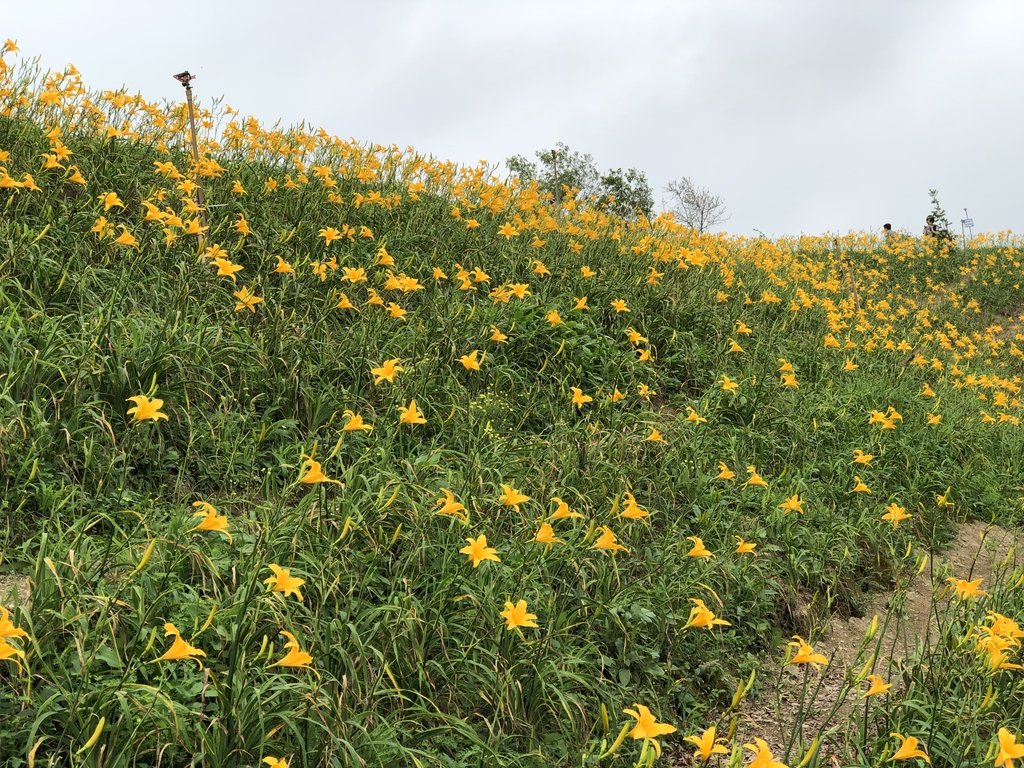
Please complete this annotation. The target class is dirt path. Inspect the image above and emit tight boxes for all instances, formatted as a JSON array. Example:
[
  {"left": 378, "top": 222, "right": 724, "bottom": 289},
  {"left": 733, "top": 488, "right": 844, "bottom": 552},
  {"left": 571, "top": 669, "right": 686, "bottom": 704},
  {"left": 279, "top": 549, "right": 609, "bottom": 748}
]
[
  {"left": 673, "top": 520, "right": 1019, "bottom": 766},
  {"left": 0, "top": 573, "right": 30, "bottom": 608}
]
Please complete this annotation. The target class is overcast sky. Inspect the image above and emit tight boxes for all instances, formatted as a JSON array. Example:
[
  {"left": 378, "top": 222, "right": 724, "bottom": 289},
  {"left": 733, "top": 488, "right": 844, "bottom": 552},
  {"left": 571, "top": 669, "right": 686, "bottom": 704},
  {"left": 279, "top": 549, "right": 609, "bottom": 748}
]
[{"left": 6, "top": 1, "right": 1022, "bottom": 236}]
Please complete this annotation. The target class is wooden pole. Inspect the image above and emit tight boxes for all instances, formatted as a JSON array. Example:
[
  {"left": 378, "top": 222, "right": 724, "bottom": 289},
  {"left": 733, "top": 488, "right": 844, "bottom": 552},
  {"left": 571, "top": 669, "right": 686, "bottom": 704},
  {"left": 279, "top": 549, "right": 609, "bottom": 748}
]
[{"left": 173, "top": 71, "right": 208, "bottom": 242}]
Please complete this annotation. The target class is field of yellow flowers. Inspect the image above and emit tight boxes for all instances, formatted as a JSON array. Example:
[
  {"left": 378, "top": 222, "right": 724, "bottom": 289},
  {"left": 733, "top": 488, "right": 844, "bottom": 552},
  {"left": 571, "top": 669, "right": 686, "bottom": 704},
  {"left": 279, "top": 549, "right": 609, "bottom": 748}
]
[{"left": 1, "top": 42, "right": 1023, "bottom": 767}]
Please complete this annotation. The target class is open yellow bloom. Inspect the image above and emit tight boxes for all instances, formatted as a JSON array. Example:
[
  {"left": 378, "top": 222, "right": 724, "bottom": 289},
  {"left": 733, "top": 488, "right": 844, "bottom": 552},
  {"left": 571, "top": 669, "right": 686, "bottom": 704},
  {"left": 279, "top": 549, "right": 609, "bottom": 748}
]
[
  {"left": 593, "top": 526, "right": 628, "bottom": 554},
  {"left": 788, "top": 635, "right": 828, "bottom": 668},
  {"left": 264, "top": 564, "right": 305, "bottom": 601},
  {"left": 778, "top": 494, "right": 805, "bottom": 514},
  {"left": 890, "top": 733, "right": 930, "bottom": 763},
  {"left": 213, "top": 257, "right": 243, "bottom": 281},
  {"left": 398, "top": 400, "right": 427, "bottom": 425},
  {"left": 684, "top": 725, "right": 729, "bottom": 762},
  {"left": 644, "top": 427, "right": 666, "bottom": 444},
  {"left": 626, "top": 328, "right": 648, "bottom": 345},
  {"left": 460, "top": 534, "right": 500, "bottom": 567},
  {"left": 687, "top": 536, "right": 713, "bottom": 560},
  {"left": 882, "top": 502, "right": 911, "bottom": 527},
  {"left": 500, "top": 599, "right": 538, "bottom": 630},
  {"left": 533, "top": 522, "right": 563, "bottom": 547},
  {"left": 500, "top": 484, "right": 530, "bottom": 511},
  {"left": 852, "top": 475, "right": 872, "bottom": 494},
  {"left": 370, "top": 358, "right": 404, "bottom": 384},
  {"left": 745, "top": 465, "right": 767, "bottom": 487},
  {"left": 977, "top": 633, "right": 1022, "bottom": 671},
  {"left": 155, "top": 623, "right": 205, "bottom": 667},
  {"left": 342, "top": 266, "right": 367, "bottom": 283},
  {"left": 126, "top": 394, "right": 168, "bottom": 422},
  {"left": 298, "top": 458, "right": 342, "bottom": 486},
  {"left": 459, "top": 350, "right": 482, "bottom": 371},
  {"left": 113, "top": 226, "right": 138, "bottom": 247},
  {"left": 91, "top": 216, "right": 112, "bottom": 238},
  {"left": 0, "top": 638, "right": 26, "bottom": 669},
  {"left": 233, "top": 286, "right": 263, "bottom": 312},
  {"left": 864, "top": 674, "right": 891, "bottom": 696},
  {"left": 744, "top": 738, "right": 788, "bottom": 768},
  {"left": 995, "top": 728, "right": 1024, "bottom": 768},
  {"left": 683, "top": 598, "right": 731, "bottom": 630},
  {"left": 319, "top": 226, "right": 341, "bottom": 244},
  {"left": 191, "top": 501, "right": 230, "bottom": 539},
  {"left": 549, "top": 497, "right": 583, "bottom": 520},
  {"left": 946, "top": 576, "right": 987, "bottom": 600},
  {"left": 623, "top": 704, "right": 675, "bottom": 757},
  {"left": 735, "top": 536, "right": 757, "bottom": 554},
  {"left": 98, "top": 191, "right": 124, "bottom": 210},
  {"left": 270, "top": 630, "right": 313, "bottom": 669},
  {"left": 852, "top": 449, "right": 874, "bottom": 465},
  {"left": 0, "top": 606, "right": 29, "bottom": 642},
  {"left": 570, "top": 387, "right": 593, "bottom": 408},
  {"left": 342, "top": 410, "right": 373, "bottom": 432},
  {"left": 435, "top": 489, "right": 468, "bottom": 522},
  {"left": 619, "top": 492, "right": 649, "bottom": 520}
]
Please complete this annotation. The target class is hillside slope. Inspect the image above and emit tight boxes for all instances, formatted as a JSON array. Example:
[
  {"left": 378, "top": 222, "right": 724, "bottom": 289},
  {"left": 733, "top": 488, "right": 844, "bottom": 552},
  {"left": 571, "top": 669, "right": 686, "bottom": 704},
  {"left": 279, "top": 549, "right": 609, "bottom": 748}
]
[{"left": 1, "top": 44, "right": 1023, "bottom": 766}]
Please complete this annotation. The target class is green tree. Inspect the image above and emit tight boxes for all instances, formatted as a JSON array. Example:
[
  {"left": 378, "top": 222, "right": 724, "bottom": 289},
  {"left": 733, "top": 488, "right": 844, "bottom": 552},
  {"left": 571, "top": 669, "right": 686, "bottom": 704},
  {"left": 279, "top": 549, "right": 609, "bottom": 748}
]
[
  {"left": 599, "top": 167, "right": 655, "bottom": 220},
  {"left": 506, "top": 142, "right": 653, "bottom": 219}
]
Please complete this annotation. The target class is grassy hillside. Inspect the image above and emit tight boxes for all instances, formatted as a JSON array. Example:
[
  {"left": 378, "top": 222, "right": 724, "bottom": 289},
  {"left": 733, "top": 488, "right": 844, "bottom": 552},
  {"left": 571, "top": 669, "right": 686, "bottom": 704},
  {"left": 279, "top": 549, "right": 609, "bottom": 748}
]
[{"left": 1, "top": 43, "right": 1023, "bottom": 767}]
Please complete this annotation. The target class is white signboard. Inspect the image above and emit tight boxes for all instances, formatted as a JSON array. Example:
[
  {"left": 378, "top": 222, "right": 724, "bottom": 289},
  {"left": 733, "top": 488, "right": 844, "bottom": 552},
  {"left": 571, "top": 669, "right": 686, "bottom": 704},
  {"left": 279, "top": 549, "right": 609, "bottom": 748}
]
[{"left": 962, "top": 218, "right": 974, "bottom": 227}]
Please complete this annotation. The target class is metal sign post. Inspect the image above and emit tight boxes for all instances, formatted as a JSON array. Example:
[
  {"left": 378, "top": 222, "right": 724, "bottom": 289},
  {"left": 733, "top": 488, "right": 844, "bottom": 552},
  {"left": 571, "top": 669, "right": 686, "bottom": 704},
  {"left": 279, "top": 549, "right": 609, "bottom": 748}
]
[
  {"left": 173, "top": 71, "right": 209, "bottom": 240},
  {"left": 960, "top": 208, "right": 974, "bottom": 252}
]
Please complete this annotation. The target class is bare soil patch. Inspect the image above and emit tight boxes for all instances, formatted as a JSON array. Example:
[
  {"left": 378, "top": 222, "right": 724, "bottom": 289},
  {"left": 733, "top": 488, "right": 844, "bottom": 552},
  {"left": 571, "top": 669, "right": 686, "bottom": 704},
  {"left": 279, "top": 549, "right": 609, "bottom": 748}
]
[{"left": 0, "top": 573, "right": 30, "bottom": 608}]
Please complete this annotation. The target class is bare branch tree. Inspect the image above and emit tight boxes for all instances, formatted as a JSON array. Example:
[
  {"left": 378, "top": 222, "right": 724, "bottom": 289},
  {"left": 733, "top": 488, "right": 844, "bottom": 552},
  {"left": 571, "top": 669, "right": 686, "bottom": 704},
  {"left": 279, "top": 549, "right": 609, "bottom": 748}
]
[{"left": 663, "top": 177, "right": 728, "bottom": 233}]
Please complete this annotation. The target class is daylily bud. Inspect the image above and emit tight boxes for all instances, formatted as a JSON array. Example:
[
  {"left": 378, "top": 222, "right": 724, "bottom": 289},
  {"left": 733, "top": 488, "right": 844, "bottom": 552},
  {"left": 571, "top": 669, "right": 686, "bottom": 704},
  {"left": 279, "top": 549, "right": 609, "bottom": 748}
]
[
  {"left": 865, "top": 613, "right": 879, "bottom": 641},
  {"left": 796, "top": 736, "right": 820, "bottom": 768},
  {"left": 75, "top": 716, "right": 105, "bottom": 755}
]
